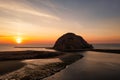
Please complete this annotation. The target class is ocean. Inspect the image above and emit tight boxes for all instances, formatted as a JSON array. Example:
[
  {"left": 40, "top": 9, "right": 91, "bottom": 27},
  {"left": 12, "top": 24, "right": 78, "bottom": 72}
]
[
  {"left": 0, "top": 44, "right": 120, "bottom": 52},
  {"left": 0, "top": 44, "right": 54, "bottom": 52},
  {"left": 93, "top": 44, "right": 120, "bottom": 49}
]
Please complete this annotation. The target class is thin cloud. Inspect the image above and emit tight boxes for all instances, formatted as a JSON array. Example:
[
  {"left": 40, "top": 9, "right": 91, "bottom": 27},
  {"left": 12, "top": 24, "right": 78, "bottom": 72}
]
[{"left": 0, "top": 1, "right": 60, "bottom": 21}]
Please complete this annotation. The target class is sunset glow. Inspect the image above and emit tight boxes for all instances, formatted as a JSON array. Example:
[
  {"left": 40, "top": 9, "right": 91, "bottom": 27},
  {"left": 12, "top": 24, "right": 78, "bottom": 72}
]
[
  {"left": 0, "top": 0, "right": 120, "bottom": 44},
  {"left": 16, "top": 37, "right": 22, "bottom": 44}
]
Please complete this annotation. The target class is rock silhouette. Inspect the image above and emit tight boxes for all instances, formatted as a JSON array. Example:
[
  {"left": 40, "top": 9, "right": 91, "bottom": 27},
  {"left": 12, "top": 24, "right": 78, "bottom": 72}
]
[{"left": 53, "top": 33, "right": 93, "bottom": 51}]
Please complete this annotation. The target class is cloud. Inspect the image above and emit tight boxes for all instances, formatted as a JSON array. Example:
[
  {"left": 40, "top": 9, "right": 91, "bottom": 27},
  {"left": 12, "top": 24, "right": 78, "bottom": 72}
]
[{"left": 0, "top": 0, "right": 60, "bottom": 21}]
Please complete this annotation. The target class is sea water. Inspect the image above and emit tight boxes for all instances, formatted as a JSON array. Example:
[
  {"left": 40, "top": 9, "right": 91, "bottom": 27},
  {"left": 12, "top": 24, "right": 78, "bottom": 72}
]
[
  {"left": 0, "top": 44, "right": 54, "bottom": 52},
  {"left": 0, "top": 44, "right": 120, "bottom": 52},
  {"left": 44, "top": 51, "right": 120, "bottom": 80},
  {"left": 43, "top": 44, "right": 120, "bottom": 80},
  {"left": 93, "top": 44, "right": 120, "bottom": 49}
]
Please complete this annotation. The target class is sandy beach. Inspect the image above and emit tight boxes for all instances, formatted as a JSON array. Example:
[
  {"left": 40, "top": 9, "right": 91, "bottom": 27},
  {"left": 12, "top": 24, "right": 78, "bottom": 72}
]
[{"left": 0, "top": 51, "right": 83, "bottom": 80}]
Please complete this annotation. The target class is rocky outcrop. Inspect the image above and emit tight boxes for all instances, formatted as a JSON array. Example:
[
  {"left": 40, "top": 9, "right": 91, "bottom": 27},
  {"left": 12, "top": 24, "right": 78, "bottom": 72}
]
[{"left": 53, "top": 33, "right": 93, "bottom": 51}]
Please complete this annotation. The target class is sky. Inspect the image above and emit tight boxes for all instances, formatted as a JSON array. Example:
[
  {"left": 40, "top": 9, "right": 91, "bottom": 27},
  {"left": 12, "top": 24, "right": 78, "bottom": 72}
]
[{"left": 0, "top": 0, "right": 120, "bottom": 44}]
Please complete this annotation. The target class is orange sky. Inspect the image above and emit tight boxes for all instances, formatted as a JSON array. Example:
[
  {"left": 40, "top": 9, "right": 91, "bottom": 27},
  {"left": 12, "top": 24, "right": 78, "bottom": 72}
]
[
  {"left": 0, "top": 34, "right": 119, "bottom": 44},
  {"left": 0, "top": 0, "right": 120, "bottom": 44}
]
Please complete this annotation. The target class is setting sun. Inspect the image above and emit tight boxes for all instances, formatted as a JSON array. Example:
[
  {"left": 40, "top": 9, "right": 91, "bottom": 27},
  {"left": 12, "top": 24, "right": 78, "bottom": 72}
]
[{"left": 16, "top": 37, "right": 22, "bottom": 44}]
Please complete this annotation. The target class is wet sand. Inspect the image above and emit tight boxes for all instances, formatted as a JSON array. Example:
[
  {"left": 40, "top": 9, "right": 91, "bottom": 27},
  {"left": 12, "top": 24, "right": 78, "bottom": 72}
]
[
  {"left": 0, "top": 51, "right": 64, "bottom": 61},
  {"left": 2, "top": 50, "right": 119, "bottom": 80},
  {"left": 44, "top": 51, "right": 120, "bottom": 80},
  {"left": 0, "top": 60, "right": 25, "bottom": 76},
  {"left": 0, "top": 58, "right": 63, "bottom": 79},
  {"left": 0, "top": 51, "right": 64, "bottom": 79},
  {"left": 0, "top": 51, "right": 83, "bottom": 80}
]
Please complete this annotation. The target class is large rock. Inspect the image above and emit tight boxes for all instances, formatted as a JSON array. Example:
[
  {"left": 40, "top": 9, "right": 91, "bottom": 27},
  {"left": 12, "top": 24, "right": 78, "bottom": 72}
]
[{"left": 53, "top": 33, "right": 93, "bottom": 51}]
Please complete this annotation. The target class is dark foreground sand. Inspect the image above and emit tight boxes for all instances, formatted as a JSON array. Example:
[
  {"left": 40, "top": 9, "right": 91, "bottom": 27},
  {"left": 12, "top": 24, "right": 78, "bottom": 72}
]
[
  {"left": 0, "top": 51, "right": 83, "bottom": 80},
  {"left": 0, "top": 51, "right": 64, "bottom": 61}
]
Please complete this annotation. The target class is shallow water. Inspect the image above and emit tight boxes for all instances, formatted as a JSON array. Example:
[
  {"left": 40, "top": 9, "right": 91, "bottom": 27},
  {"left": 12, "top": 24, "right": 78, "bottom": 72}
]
[
  {"left": 0, "top": 60, "right": 25, "bottom": 76},
  {"left": 44, "top": 51, "right": 120, "bottom": 80}
]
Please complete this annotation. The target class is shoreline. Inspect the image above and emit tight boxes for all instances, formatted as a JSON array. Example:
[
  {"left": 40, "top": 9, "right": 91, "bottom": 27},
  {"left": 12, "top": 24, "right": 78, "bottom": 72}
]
[
  {"left": 0, "top": 48, "right": 119, "bottom": 79},
  {"left": 59, "top": 49, "right": 120, "bottom": 53},
  {"left": 0, "top": 51, "right": 64, "bottom": 61},
  {"left": 43, "top": 51, "right": 120, "bottom": 80},
  {"left": 90, "top": 49, "right": 120, "bottom": 53},
  {"left": 14, "top": 47, "right": 120, "bottom": 53},
  {"left": 0, "top": 51, "right": 83, "bottom": 80}
]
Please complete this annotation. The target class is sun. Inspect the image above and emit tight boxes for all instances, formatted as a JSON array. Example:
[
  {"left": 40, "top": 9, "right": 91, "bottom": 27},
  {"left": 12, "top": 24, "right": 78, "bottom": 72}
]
[{"left": 16, "top": 37, "right": 22, "bottom": 44}]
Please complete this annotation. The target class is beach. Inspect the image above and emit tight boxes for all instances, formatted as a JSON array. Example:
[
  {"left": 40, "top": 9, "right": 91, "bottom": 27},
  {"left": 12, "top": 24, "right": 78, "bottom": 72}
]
[
  {"left": 0, "top": 49, "right": 120, "bottom": 80},
  {"left": 0, "top": 50, "right": 83, "bottom": 80},
  {"left": 0, "top": 44, "right": 120, "bottom": 80}
]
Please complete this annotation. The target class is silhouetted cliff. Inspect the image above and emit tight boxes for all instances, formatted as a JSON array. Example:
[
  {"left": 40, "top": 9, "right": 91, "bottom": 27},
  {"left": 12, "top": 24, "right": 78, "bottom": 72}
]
[{"left": 53, "top": 33, "right": 93, "bottom": 51}]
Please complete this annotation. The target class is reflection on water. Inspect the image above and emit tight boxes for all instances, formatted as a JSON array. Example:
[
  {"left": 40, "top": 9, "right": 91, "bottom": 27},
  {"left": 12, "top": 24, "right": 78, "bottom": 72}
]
[
  {"left": 0, "top": 44, "right": 55, "bottom": 52},
  {"left": 44, "top": 51, "right": 120, "bottom": 80}
]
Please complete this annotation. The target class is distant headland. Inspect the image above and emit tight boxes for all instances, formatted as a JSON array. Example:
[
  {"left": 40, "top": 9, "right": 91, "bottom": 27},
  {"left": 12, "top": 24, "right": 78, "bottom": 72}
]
[{"left": 53, "top": 33, "right": 93, "bottom": 51}]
